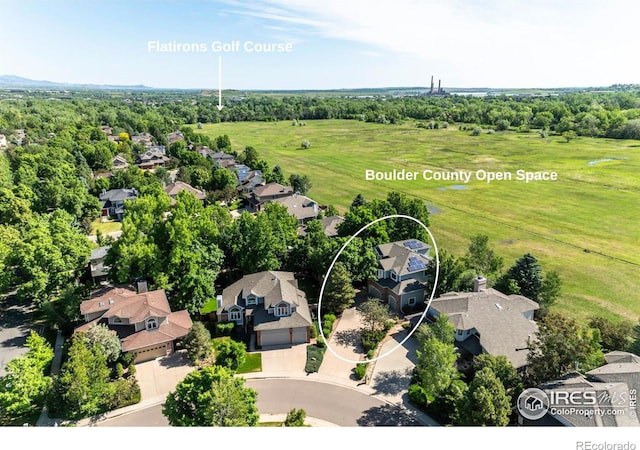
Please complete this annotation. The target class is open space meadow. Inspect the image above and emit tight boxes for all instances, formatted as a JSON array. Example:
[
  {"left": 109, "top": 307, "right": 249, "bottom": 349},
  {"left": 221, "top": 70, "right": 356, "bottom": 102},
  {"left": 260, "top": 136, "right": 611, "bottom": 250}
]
[{"left": 198, "top": 120, "right": 640, "bottom": 322}]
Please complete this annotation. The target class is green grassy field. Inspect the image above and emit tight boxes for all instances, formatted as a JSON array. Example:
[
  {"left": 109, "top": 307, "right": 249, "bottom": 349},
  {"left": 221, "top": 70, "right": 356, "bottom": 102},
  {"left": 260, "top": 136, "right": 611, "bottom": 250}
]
[{"left": 198, "top": 120, "right": 640, "bottom": 322}]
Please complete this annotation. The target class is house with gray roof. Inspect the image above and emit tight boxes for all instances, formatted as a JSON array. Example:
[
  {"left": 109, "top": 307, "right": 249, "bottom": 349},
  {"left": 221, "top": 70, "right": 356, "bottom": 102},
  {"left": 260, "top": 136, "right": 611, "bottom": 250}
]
[
  {"left": 427, "top": 277, "right": 539, "bottom": 369},
  {"left": 137, "top": 146, "right": 169, "bottom": 170},
  {"left": 99, "top": 188, "right": 138, "bottom": 221},
  {"left": 163, "top": 181, "right": 206, "bottom": 204},
  {"left": 299, "top": 215, "right": 345, "bottom": 238},
  {"left": 521, "top": 353, "right": 640, "bottom": 427},
  {"left": 217, "top": 271, "right": 312, "bottom": 348},
  {"left": 273, "top": 193, "right": 320, "bottom": 225},
  {"left": 88, "top": 245, "right": 111, "bottom": 283},
  {"left": 210, "top": 151, "right": 236, "bottom": 168},
  {"left": 368, "top": 239, "right": 433, "bottom": 314}
]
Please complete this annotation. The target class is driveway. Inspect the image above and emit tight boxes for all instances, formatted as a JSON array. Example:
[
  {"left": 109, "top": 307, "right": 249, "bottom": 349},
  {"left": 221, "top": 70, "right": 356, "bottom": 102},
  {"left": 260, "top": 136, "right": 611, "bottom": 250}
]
[
  {"left": 0, "top": 295, "right": 34, "bottom": 377},
  {"left": 318, "top": 307, "right": 365, "bottom": 385},
  {"left": 369, "top": 327, "right": 419, "bottom": 404},
  {"left": 135, "top": 351, "right": 195, "bottom": 400},
  {"left": 257, "top": 343, "right": 307, "bottom": 377}
]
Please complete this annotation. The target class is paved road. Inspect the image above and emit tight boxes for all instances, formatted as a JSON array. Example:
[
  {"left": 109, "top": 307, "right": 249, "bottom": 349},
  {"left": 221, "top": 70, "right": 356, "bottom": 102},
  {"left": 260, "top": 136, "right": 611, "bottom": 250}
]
[
  {"left": 0, "top": 295, "right": 34, "bottom": 377},
  {"left": 95, "top": 378, "right": 423, "bottom": 427}
]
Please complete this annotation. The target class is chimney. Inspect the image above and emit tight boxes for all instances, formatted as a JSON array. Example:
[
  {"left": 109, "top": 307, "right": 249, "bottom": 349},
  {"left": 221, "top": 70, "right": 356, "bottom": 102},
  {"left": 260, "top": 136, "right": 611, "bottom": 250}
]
[
  {"left": 473, "top": 276, "right": 487, "bottom": 292},
  {"left": 137, "top": 280, "right": 148, "bottom": 293}
]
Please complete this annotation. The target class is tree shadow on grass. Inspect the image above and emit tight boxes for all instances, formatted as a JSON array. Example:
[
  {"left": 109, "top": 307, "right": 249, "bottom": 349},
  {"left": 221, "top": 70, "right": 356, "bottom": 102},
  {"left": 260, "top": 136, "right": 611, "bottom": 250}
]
[
  {"left": 357, "top": 404, "right": 421, "bottom": 426},
  {"left": 371, "top": 368, "right": 412, "bottom": 396}
]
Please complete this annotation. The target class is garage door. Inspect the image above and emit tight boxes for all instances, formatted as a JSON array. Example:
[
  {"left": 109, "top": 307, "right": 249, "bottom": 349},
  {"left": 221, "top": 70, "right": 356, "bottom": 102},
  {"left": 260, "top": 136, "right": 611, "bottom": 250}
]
[
  {"left": 134, "top": 343, "right": 168, "bottom": 363},
  {"left": 260, "top": 328, "right": 290, "bottom": 347},
  {"left": 291, "top": 327, "right": 308, "bottom": 344}
]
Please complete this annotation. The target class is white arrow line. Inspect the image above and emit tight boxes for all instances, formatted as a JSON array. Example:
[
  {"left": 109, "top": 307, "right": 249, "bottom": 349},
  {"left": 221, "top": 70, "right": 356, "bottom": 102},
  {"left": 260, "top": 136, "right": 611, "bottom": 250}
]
[{"left": 217, "top": 55, "right": 224, "bottom": 111}]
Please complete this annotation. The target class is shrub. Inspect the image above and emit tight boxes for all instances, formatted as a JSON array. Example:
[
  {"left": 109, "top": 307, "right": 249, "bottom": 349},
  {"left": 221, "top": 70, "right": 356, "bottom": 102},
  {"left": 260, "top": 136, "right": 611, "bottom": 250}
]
[
  {"left": 471, "top": 127, "right": 482, "bottom": 136},
  {"left": 354, "top": 363, "right": 368, "bottom": 380},
  {"left": 114, "top": 362, "right": 124, "bottom": 379},
  {"left": 486, "top": 129, "right": 495, "bottom": 134},
  {"left": 316, "top": 336, "right": 326, "bottom": 348},
  {"left": 361, "top": 329, "right": 386, "bottom": 352},
  {"left": 305, "top": 344, "right": 325, "bottom": 373},
  {"left": 284, "top": 408, "right": 307, "bottom": 427},
  {"left": 441, "top": 121, "right": 449, "bottom": 129},
  {"left": 216, "top": 322, "right": 234, "bottom": 336},
  {"left": 127, "top": 363, "right": 136, "bottom": 376},
  {"left": 120, "top": 351, "right": 134, "bottom": 366},
  {"left": 408, "top": 384, "right": 428, "bottom": 407},
  {"left": 109, "top": 378, "right": 141, "bottom": 409},
  {"left": 213, "top": 339, "right": 247, "bottom": 371},
  {"left": 384, "top": 319, "right": 395, "bottom": 331},
  {"left": 301, "top": 139, "right": 311, "bottom": 149},
  {"left": 367, "top": 349, "right": 375, "bottom": 359},
  {"left": 309, "top": 324, "right": 317, "bottom": 339}
]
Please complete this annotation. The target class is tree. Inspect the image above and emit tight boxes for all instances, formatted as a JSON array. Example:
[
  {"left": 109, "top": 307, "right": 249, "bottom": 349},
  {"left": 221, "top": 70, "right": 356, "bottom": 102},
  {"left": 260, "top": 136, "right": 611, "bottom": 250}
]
[
  {"left": 213, "top": 339, "right": 247, "bottom": 371},
  {"left": 412, "top": 336, "right": 459, "bottom": 404},
  {"left": 588, "top": 317, "right": 633, "bottom": 352},
  {"left": 163, "top": 366, "right": 258, "bottom": 426},
  {"left": 357, "top": 298, "right": 390, "bottom": 332},
  {"left": 464, "top": 234, "right": 503, "bottom": 279},
  {"left": 83, "top": 323, "right": 122, "bottom": 363},
  {"left": 215, "top": 134, "right": 231, "bottom": 150},
  {"left": 351, "top": 194, "right": 366, "bottom": 209},
  {"left": 0, "top": 332, "right": 53, "bottom": 425},
  {"left": 538, "top": 270, "right": 562, "bottom": 313},
  {"left": 55, "top": 333, "right": 112, "bottom": 420},
  {"left": 499, "top": 253, "right": 543, "bottom": 301},
  {"left": 630, "top": 319, "right": 640, "bottom": 356},
  {"left": 473, "top": 354, "right": 523, "bottom": 402},
  {"left": 284, "top": 408, "right": 306, "bottom": 426},
  {"left": 527, "top": 312, "right": 604, "bottom": 385},
  {"left": 323, "top": 262, "right": 356, "bottom": 316},
  {"left": 289, "top": 174, "right": 311, "bottom": 195},
  {"left": 562, "top": 130, "right": 577, "bottom": 142},
  {"left": 183, "top": 322, "right": 212, "bottom": 363},
  {"left": 415, "top": 314, "right": 455, "bottom": 346},
  {"left": 460, "top": 367, "right": 510, "bottom": 426},
  {"left": 427, "top": 249, "right": 465, "bottom": 298}
]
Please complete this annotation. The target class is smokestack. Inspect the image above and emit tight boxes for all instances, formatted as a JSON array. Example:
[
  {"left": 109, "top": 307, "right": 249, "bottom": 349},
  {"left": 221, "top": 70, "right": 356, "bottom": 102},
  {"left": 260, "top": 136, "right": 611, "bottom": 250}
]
[
  {"left": 438, "top": 79, "right": 442, "bottom": 93},
  {"left": 430, "top": 76, "right": 434, "bottom": 94}
]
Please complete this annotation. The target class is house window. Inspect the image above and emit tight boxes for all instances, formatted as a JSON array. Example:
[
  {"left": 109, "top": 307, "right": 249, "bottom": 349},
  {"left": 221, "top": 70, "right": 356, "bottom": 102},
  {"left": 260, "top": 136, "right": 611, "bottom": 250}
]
[
  {"left": 99, "top": 301, "right": 105, "bottom": 307},
  {"left": 408, "top": 297, "right": 416, "bottom": 306},
  {"left": 113, "top": 317, "right": 122, "bottom": 324},
  {"left": 457, "top": 330, "right": 463, "bottom": 336},
  {"left": 276, "top": 304, "right": 289, "bottom": 317},
  {"left": 246, "top": 296, "right": 257, "bottom": 306},
  {"left": 229, "top": 309, "right": 242, "bottom": 321},
  {"left": 377, "top": 269, "right": 384, "bottom": 279},
  {"left": 390, "top": 272, "right": 398, "bottom": 281},
  {"left": 146, "top": 318, "right": 158, "bottom": 330}
]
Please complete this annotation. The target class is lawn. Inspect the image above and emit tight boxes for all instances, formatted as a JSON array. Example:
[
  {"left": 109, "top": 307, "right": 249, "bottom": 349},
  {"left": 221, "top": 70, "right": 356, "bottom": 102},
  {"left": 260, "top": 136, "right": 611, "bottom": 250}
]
[
  {"left": 236, "top": 353, "right": 262, "bottom": 373},
  {"left": 197, "top": 120, "right": 640, "bottom": 322},
  {"left": 89, "top": 218, "right": 122, "bottom": 235}
]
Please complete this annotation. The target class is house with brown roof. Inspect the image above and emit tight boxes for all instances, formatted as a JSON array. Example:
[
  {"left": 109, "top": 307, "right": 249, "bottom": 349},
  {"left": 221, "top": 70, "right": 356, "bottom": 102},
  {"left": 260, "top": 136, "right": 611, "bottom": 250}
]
[
  {"left": 247, "top": 182, "right": 293, "bottom": 211},
  {"left": 217, "top": 271, "right": 312, "bottom": 348},
  {"left": 112, "top": 155, "right": 129, "bottom": 170},
  {"left": 137, "top": 147, "right": 170, "bottom": 169},
  {"left": 210, "top": 151, "right": 236, "bottom": 168},
  {"left": 368, "top": 239, "right": 433, "bottom": 314},
  {"left": 167, "top": 131, "right": 184, "bottom": 145},
  {"left": 131, "top": 132, "right": 154, "bottom": 147},
  {"left": 427, "top": 277, "right": 539, "bottom": 370},
  {"left": 164, "top": 181, "right": 206, "bottom": 204},
  {"left": 76, "top": 286, "right": 192, "bottom": 363}
]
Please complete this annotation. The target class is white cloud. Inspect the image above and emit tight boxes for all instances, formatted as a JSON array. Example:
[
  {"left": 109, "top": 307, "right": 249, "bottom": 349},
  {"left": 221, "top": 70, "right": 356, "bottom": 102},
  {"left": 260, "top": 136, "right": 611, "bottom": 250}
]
[{"left": 225, "top": 0, "right": 640, "bottom": 87}]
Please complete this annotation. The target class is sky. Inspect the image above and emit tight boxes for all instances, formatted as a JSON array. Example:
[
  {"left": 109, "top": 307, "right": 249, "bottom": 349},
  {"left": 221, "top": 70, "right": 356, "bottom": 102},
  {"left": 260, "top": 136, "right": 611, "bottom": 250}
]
[{"left": 1, "top": 0, "right": 639, "bottom": 90}]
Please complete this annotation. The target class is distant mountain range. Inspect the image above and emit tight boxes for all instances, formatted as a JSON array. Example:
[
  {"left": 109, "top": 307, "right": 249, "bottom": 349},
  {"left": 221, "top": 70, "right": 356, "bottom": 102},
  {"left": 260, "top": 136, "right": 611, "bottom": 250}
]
[{"left": 0, "top": 75, "right": 153, "bottom": 90}]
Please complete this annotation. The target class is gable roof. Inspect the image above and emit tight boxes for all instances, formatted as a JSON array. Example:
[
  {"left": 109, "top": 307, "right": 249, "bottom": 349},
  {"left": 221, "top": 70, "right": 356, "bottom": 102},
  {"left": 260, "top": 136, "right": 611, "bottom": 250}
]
[
  {"left": 253, "top": 183, "right": 293, "bottom": 198},
  {"left": 221, "top": 271, "right": 312, "bottom": 330},
  {"left": 376, "top": 240, "right": 432, "bottom": 276},
  {"left": 80, "top": 288, "right": 172, "bottom": 323},
  {"left": 430, "top": 288, "right": 539, "bottom": 369},
  {"left": 120, "top": 310, "right": 192, "bottom": 352},
  {"left": 163, "top": 181, "right": 206, "bottom": 200},
  {"left": 273, "top": 194, "right": 318, "bottom": 221}
]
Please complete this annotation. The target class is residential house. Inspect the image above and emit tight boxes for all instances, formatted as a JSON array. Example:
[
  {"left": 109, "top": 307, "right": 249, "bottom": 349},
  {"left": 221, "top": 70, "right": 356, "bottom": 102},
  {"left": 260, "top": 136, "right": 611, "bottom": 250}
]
[
  {"left": 236, "top": 170, "right": 264, "bottom": 195},
  {"left": 76, "top": 285, "right": 192, "bottom": 363},
  {"left": 234, "top": 163, "right": 252, "bottom": 181},
  {"left": 164, "top": 181, "right": 206, "bottom": 205},
  {"left": 247, "top": 182, "right": 293, "bottom": 211},
  {"left": 195, "top": 146, "right": 213, "bottom": 159},
  {"left": 88, "top": 246, "right": 111, "bottom": 284},
  {"left": 137, "top": 146, "right": 170, "bottom": 170},
  {"left": 14, "top": 129, "right": 25, "bottom": 146},
  {"left": 217, "top": 271, "right": 312, "bottom": 348},
  {"left": 167, "top": 131, "right": 184, "bottom": 145},
  {"left": 211, "top": 151, "right": 236, "bottom": 169},
  {"left": 100, "top": 126, "right": 113, "bottom": 136},
  {"left": 426, "top": 277, "right": 539, "bottom": 370},
  {"left": 131, "top": 132, "right": 154, "bottom": 147},
  {"left": 99, "top": 188, "right": 138, "bottom": 221},
  {"left": 0, "top": 134, "right": 7, "bottom": 148},
  {"left": 521, "top": 352, "right": 640, "bottom": 426},
  {"left": 112, "top": 155, "right": 129, "bottom": 170},
  {"left": 368, "top": 239, "right": 433, "bottom": 314},
  {"left": 273, "top": 193, "right": 320, "bottom": 225},
  {"left": 299, "top": 215, "right": 344, "bottom": 238}
]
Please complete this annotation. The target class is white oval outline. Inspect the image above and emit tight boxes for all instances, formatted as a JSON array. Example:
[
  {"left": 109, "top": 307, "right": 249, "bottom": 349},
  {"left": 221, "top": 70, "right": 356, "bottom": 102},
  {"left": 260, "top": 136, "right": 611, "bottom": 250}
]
[{"left": 317, "top": 214, "right": 439, "bottom": 364}]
